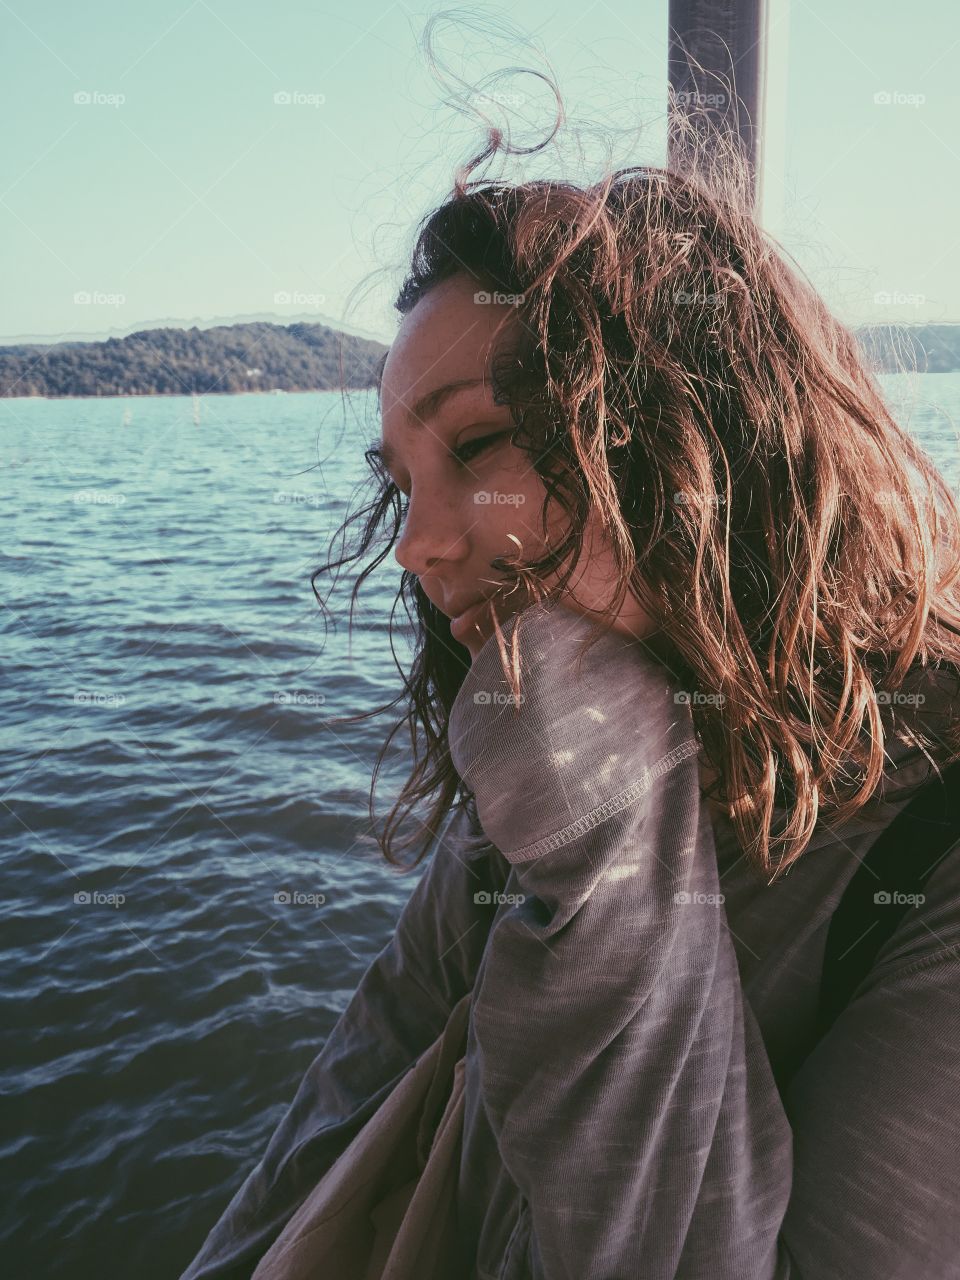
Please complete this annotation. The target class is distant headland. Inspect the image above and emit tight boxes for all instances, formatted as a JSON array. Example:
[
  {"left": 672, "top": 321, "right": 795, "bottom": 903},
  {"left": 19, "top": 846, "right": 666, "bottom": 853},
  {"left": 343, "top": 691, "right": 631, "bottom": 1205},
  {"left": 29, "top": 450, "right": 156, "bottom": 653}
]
[
  {"left": 0, "top": 319, "right": 958, "bottom": 399},
  {"left": 0, "top": 321, "right": 388, "bottom": 399}
]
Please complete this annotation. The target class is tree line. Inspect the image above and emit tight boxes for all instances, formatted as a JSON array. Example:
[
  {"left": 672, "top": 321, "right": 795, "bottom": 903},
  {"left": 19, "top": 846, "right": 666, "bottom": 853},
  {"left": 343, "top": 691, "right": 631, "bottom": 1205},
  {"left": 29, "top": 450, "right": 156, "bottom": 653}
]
[
  {"left": 0, "top": 321, "right": 388, "bottom": 398},
  {"left": 1, "top": 319, "right": 958, "bottom": 399}
]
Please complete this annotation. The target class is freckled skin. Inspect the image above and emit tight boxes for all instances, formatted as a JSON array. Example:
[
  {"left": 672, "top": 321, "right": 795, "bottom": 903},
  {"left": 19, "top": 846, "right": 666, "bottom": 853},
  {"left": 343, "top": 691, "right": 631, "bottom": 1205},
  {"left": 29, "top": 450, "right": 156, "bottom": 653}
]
[{"left": 379, "top": 271, "right": 659, "bottom": 661}]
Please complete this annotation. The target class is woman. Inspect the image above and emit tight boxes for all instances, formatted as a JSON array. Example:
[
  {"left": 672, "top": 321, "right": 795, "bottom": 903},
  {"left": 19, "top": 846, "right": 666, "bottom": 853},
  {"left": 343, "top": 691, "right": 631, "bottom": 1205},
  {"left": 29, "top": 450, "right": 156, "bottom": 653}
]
[{"left": 181, "top": 142, "right": 960, "bottom": 1279}]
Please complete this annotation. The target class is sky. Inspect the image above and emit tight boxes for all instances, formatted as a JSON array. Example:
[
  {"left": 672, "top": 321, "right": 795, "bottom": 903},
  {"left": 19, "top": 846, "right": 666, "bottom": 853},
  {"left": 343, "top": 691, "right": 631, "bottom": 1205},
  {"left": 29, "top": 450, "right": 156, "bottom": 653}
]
[{"left": 1, "top": 0, "right": 958, "bottom": 347}]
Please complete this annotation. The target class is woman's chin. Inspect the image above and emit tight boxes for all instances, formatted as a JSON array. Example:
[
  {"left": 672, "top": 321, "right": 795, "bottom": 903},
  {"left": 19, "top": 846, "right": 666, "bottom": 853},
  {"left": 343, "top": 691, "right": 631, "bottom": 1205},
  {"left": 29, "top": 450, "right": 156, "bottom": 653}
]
[
  {"left": 463, "top": 618, "right": 497, "bottom": 661},
  {"left": 460, "top": 605, "right": 515, "bottom": 662}
]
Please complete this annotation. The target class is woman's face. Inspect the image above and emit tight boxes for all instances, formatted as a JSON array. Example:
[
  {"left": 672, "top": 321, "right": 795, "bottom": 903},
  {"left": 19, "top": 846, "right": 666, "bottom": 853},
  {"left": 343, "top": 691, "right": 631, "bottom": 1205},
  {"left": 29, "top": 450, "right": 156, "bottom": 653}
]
[{"left": 378, "top": 271, "right": 658, "bottom": 660}]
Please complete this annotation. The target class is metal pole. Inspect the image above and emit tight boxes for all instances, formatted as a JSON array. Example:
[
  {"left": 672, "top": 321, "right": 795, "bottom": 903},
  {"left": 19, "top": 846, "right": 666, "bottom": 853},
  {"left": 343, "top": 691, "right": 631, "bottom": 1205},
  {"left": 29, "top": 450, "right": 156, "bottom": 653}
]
[{"left": 667, "top": 0, "right": 769, "bottom": 210}]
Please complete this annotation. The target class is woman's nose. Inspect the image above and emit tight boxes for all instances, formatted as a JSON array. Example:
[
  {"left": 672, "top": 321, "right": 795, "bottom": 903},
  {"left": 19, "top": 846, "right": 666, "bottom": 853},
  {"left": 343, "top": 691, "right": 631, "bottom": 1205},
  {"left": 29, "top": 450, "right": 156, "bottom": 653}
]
[{"left": 393, "top": 490, "right": 472, "bottom": 576}]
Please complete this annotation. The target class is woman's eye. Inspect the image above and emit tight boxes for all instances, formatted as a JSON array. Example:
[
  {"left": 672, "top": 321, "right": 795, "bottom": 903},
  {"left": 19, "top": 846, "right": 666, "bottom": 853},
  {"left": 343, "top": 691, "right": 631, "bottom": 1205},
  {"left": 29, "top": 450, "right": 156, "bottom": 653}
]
[{"left": 451, "top": 430, "right": 510, "bottom": 467}]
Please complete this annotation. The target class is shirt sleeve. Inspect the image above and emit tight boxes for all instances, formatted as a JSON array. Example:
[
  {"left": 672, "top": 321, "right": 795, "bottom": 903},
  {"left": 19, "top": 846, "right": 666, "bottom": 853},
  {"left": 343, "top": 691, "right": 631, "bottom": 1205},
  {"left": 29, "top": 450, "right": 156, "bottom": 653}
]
[
  {"left": 178, "top": 795, "right": 504, "bottom": 1280},
  {"left": 448, "top": 602, "right": 795, "bottom": 1279},
  {"left": 450, "top": 601, "right": 960, "bottom": 1280}
]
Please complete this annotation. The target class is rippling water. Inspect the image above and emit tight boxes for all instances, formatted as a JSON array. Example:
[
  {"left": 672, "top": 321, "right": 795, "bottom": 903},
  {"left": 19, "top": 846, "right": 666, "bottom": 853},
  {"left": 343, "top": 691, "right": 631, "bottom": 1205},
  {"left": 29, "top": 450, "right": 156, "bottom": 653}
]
[{"left": 1, "top": 377, "right": 958, "bottom": 1279}]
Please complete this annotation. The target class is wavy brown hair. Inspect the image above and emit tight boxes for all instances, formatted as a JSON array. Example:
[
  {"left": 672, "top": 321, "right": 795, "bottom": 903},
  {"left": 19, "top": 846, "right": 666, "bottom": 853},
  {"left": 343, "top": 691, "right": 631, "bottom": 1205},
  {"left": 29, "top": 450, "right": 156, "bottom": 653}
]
[{"left": 314, "top": 102, "right": 960, "bottom": 884}]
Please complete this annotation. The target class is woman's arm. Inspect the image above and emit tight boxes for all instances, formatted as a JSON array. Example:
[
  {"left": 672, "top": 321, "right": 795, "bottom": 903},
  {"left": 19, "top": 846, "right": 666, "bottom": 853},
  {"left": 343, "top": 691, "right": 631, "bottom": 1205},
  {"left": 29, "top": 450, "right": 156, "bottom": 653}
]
[
  {"left": 448, "top": 600, "right": 794, "bottom": 1278},
  {"left": 179, "top": 796, "right": 504, "bottom": 1280}
]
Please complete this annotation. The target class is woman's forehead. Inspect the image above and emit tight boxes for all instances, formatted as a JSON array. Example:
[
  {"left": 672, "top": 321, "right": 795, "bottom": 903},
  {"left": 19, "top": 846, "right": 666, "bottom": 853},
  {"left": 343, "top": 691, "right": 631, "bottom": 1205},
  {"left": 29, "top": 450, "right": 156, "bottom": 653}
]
[{"left": 381, "top": 294, "right": 518, "bottom": 423}]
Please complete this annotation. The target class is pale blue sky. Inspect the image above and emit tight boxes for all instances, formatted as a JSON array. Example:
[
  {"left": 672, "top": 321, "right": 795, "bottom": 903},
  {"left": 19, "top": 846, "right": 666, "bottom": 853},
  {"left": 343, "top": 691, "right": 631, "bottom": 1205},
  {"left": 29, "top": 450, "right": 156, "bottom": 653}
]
[{"left": 1, "top": 0, "right": 957, "bottom": 346}]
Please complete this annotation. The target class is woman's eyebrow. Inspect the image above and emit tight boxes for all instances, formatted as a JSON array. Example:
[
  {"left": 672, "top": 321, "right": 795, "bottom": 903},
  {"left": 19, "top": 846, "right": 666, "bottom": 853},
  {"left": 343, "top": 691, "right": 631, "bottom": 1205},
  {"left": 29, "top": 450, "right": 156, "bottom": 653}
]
[{"left": 375, "top": 378, "right": 489, "bottom": 472}]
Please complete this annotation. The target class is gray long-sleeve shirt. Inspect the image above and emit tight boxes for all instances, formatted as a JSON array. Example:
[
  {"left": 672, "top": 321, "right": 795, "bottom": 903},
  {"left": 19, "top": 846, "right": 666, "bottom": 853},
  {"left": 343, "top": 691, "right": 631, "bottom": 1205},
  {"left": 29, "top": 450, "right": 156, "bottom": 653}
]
[{"left": 181, "top": 601, "right": 960, "bottom": 1280}]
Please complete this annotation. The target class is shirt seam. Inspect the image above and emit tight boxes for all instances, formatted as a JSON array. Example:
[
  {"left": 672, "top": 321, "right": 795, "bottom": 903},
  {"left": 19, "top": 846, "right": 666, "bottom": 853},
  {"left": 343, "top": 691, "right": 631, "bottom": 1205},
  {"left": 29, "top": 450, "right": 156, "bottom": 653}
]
[
  {"left": 870, "top": 937, "right": 960, "bottom": 981},
  {"left": 502, "top": 737, "right": 701, "bottom": 863}
]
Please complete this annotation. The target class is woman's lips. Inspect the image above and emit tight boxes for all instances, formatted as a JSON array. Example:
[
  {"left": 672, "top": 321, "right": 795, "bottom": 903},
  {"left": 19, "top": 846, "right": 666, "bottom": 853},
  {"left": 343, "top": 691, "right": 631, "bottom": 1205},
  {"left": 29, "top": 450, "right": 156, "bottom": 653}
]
[
  {"left": 449, "top": 596, "right": 492, "bottom": 644},
  {"left": 448, "top": 585, "right": 532, "bottom": 646}
]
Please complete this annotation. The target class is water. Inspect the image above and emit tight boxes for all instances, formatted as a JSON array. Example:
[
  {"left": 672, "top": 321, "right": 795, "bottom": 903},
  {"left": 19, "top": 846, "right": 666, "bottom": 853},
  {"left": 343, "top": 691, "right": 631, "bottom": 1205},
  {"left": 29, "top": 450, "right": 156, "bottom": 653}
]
[{"left": 1, "top": 377, "right": 959, "bottom": 1279}]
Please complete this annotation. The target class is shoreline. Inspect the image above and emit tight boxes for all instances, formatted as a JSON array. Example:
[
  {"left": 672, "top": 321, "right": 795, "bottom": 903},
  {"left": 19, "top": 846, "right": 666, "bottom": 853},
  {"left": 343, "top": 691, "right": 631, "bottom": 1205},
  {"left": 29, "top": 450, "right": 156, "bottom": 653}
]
[{"left": 0, "top": 385, "right": 379, "bottom": 402}]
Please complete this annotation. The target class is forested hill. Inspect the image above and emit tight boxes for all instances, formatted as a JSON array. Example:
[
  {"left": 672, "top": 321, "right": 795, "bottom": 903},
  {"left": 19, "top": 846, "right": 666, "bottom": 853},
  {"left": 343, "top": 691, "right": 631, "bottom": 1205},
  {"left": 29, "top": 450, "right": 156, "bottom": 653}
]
[
  {"left": 1, "top": 319, "right": 958, "bottom": 399},
  {"left": 0, "top": 321, "right": 388, "bottom": 398}
]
